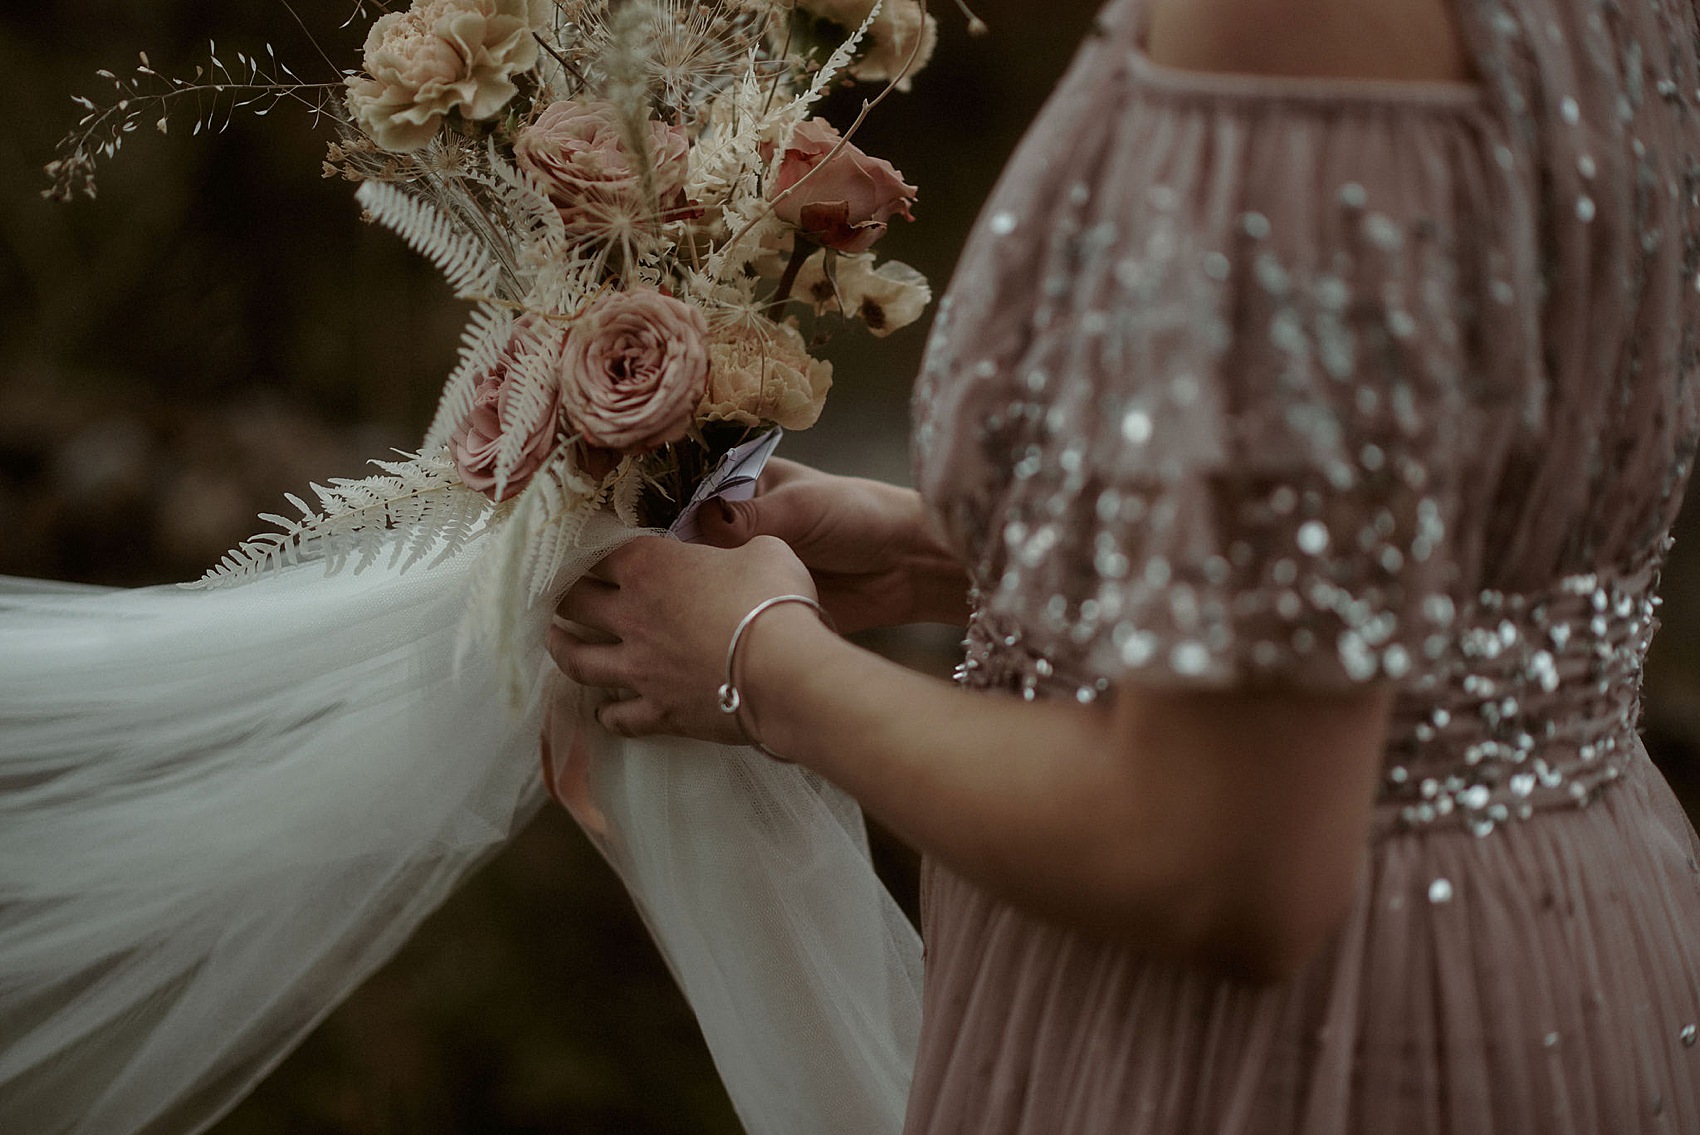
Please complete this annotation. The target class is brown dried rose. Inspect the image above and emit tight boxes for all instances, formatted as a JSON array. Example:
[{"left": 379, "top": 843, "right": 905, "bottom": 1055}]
[
  {"left": 699, "top": 318, "right": 833, "bottom": 430},
  {"left": 561, "top": 290, "right": 710, "bottom": 454},
  {"left": 769, "top": 118, "right": 917, "bottom": 253},
  {"left": 449, "top": 321, "right": 568, "bottom": 501},
  {"left": 514, "top": 99, "right": 692, "bottom": 229},
  {"left": 345, "top": 0, "right": 544, "bottom": 153}
]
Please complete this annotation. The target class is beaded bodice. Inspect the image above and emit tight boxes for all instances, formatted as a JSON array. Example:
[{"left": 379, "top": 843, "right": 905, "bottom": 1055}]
[{"left": 913, "top": 0, "right": 1700, "bottom": 837}]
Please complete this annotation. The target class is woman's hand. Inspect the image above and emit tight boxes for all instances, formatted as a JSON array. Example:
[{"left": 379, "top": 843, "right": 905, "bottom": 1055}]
[
  {"left": 548, "top": 533, "right": 819, "bottom": 742},
  {"left": 694, "top": 458, "right": 970, "bottom": 633}
]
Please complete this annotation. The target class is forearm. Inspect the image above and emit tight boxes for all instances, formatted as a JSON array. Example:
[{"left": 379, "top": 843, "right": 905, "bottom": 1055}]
[
  {"left": 738, "top": 608, "right": 1378, "bottom": 975},
  {"left": 748, "top": 608, "right": 1127, "bottom": 923}
]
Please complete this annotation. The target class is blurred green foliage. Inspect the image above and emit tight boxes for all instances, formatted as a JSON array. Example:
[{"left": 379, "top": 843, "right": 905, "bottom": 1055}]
[{"left": 7, "top": 1, "right": 1700, "bottom": 1131}]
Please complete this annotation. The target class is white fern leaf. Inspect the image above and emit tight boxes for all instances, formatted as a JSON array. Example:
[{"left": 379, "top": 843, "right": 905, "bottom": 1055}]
[
  {"left": 454, "top": 450, "right": 612, "bottom": 695},
  {"left": 422, "top": 302, "right": 513, "bottom": 454},
  {"left": 610, "top": 463, "right": 646, "bottom": 526},
  {"left": 523, "top": 466, "right": 608, "bottom": 601},
  {"left": 527, "top": 248, "right": 604, "bottom": 318},
  {"left": 356, "top": 180, "right": 499, "bottom": 299},
  {"left": 187, "top": 451, "right": 482, "bottom": 588},
  {"left": 802, "top": 0, "right": 882, "bottom": 106},
  {"left": 492, "top": 326, "right": 565, "bottom": 500},
  {"left": 480, "top": 144, "right": 570, "bottom": 274}
]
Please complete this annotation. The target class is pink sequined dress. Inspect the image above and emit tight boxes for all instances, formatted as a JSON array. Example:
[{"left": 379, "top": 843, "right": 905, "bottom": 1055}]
[{"left": 907, "top": 0, "right": 1700, "bottom": 1130}]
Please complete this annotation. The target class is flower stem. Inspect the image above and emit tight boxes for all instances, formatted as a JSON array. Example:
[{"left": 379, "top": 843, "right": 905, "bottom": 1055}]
[{"left": 768, "top": 240, "right": 812, "bottom": 318}]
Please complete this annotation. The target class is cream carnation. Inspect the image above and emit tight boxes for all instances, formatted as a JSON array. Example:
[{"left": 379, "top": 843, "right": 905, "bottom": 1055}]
[
  {"left": 562, "top": 289, "right": 710, "bottom": 454},
  {"left": 346, "top": 0, "right": 543, "bottom": 153},
  {"left": 700, "top": 318, "right": 833, "bottom": 431}
]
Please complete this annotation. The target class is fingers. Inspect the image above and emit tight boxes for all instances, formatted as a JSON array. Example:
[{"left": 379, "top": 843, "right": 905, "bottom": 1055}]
[
  {"left": 697, "top": 460, "right": 828, "bottom": 547},
  {"left": 591, "top": 534, "right": 670, "bottom": 581},
  {"left": 547, "top": 625, "right": 629, "bottom": 689},
  {"left": 557, "top": 577, "right": 621, "bottom": 631},
  {"left": 596, "top": 696, "right": 664, "bottom": 737},
  {"left": 696, "top": 490, "right": 819, "bottom": 550},
  {"left": 695, "top": 498, "right": 756, "bottom": 548},
  {"left": 755, "top": 457, "right": 811, "bottom": 493}
]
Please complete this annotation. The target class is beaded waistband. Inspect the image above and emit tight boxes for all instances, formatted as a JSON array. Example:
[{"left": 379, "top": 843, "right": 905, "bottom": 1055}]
[
  {"left": 959, "top": 544, "right": 1668, "bottom": 841},
  {"left": 1374, "top": 549, "right": 1665, "bottom": 837}
]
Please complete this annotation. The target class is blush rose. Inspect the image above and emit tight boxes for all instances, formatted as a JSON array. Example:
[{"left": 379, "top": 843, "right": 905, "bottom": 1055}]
[
  {"left": 449, "top": 320, "right": 568, "bottom": 501},
  {"left": 561, "top": 290, "right": 710, "bottom": 455},
  {"left": 515, "top": 99, "right": 692, "bottom": 228},
  {"left": 769, "top": 118, "right": 917, "bottom": 253}
]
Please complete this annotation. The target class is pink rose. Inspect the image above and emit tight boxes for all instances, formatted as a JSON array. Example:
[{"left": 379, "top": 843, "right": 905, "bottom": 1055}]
[
  {"left": 561, "top": 290, "right": 709, "bottom": 455},
  {"left": 449, "top": 321, "right": 567, "bottom": 501},
  {"left": 769, "top": 118, "right": 917, "bottom": 253},
  {"left": 514, "top": 99, "right": 692, "bottom": 229}
]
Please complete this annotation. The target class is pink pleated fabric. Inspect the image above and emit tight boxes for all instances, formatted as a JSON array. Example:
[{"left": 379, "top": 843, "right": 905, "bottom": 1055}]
[{"left": 906, "top": 0, "right": 1700, "bottom": 1130}]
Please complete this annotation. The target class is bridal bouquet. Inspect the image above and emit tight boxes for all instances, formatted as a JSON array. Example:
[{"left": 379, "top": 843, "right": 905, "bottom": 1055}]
[
  {"left": 47, "top": 0, "right": 934, "bottom": 672},
  {"left": 10, "top": 5, "right": 940, "bottom": 1132}
]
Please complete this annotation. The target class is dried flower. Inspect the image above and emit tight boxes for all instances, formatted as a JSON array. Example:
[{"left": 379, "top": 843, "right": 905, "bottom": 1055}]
[
  {"left": 700, "top": 317, "right": 834, "bottom": 430},
  {"left": 561, "top": 289, "right": 710, "bottom": 454},
  {"left": 346, "top": 0, "right": 543, "bottom": 153},
  {"left": 770, "top": 118, "right": 916, "bottom": 253},
  {"left": 514, "top": 98, "right": 692, "bottom": 229},
  {"left": 850, "top": 1, "right": 937, "bottom": 91},
  {"left": 794, "top": 0, "right": 936, "bottom": 90},
  {"left": 795, "top": 252, "right": 931, "bottom": 336},
  {"left": 449, "top": 321, "right": 568, "bottom": 501}
]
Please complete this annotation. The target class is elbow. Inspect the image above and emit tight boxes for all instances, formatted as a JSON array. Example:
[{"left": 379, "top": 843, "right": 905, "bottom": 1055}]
[
  {"left": 1077, "top": 848, "right": 1361, "bottom": 983},
  {"left": 1187, "top": 863, "right": 1363, "bottom": 984},
  {"left": 1131, "top": 850, "right": 1365, "bottom": 985},
  {"left": 1191, "top": 906, "right": 1344, "bottom": 985}
]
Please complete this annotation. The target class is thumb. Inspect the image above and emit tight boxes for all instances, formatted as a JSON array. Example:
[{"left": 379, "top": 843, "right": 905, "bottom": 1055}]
[
  {"left": 698, "top": 492, "right": 814, "bottom": 549},
  {"left": 695, "top": 496, "right": 764, "bottom": 548}
]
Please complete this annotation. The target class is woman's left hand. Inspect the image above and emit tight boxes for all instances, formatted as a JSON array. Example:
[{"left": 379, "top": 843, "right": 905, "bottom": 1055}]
[{"left": 547, "top": 533, "right": 817, "bottom": 742}]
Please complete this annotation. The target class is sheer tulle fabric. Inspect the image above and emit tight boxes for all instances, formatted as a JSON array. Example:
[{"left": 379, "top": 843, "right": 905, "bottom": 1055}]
[
  {"left": 548, "top": 711, "right": 922, "bottom": 1135},
  {"left": 0, "top": 517, "right": 920, "bottom": 1134}
]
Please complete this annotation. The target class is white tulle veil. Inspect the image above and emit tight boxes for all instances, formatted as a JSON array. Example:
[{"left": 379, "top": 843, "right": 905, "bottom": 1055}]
[{"left": 0, "top": 509, "right": 922, "bottom": 1134}]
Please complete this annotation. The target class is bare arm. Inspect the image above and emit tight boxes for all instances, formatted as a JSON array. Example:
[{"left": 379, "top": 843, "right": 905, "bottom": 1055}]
[
  {"left": 556, "top": 534, "right": 1387, "bottom": 981},
  {"left": 738, "top": 604, "right": 1389, "bottom": 980},
  {"left": 555, "top": 0, "right": 1474, "bottom": 980}
]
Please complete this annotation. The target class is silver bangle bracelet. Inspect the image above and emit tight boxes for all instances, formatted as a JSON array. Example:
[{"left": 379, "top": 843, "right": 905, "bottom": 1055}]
[{"left": 717, "top": 594, "right": 834, "bottom": 762}]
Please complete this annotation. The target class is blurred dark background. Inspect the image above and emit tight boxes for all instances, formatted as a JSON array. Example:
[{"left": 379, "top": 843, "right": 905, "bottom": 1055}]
[{"left": 7, "top": 1, "right": 1700, "bottom": 1132}]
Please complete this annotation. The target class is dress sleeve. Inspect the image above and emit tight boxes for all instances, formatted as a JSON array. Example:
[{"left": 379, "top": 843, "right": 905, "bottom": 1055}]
[{"left": 914, "top": 42, "right": 1544, "bottom": 690}]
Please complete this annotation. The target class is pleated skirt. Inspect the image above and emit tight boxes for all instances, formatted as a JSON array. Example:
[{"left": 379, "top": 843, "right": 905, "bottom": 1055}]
[{"left": 904, "top": 745, "right": 1700, "bottom": 1134}]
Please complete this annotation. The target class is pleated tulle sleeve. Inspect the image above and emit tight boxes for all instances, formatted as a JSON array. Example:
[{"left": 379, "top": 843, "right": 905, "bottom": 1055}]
[{"left": 913, "top": 34, "right": 1545, "bottom": 690}]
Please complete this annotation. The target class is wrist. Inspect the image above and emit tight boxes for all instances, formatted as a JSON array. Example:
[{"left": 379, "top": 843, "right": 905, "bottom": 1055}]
[{"left": 735, "top": 601, "right": 844, "bottom": 763}]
